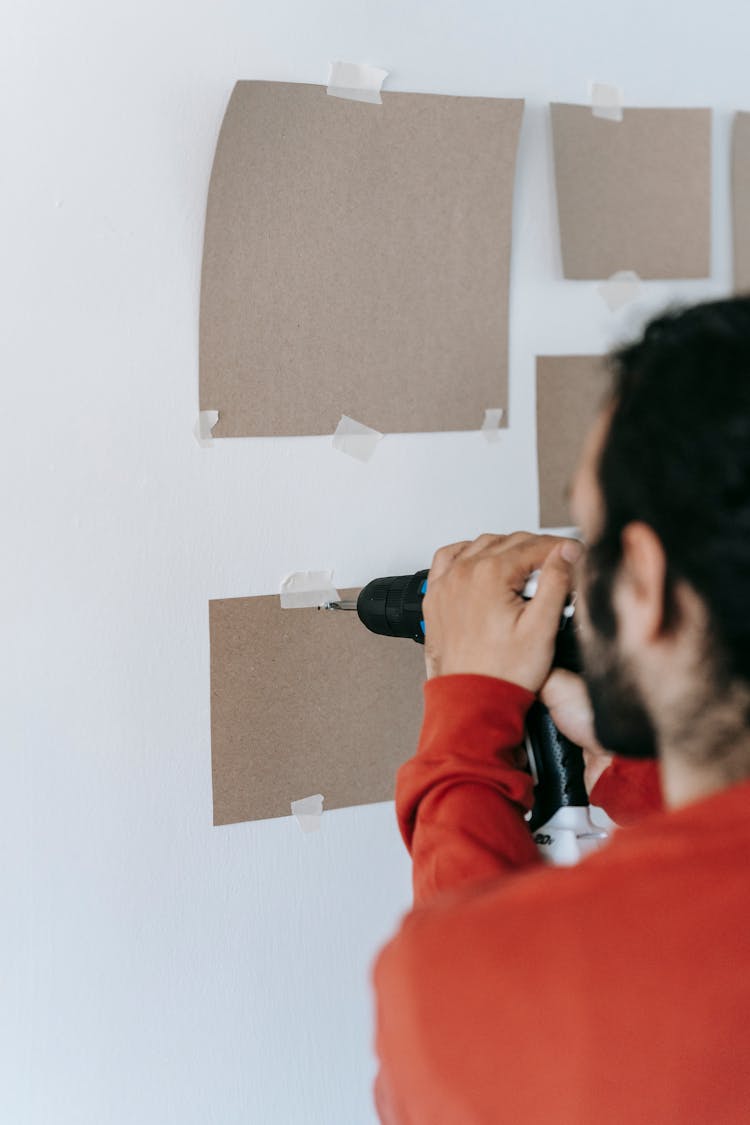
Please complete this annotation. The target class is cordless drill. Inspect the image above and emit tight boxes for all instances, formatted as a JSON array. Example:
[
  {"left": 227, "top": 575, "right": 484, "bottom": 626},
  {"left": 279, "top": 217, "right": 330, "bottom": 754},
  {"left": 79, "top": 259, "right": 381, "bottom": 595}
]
[{"left": 326, "top": 569, "right": 609, "bottom": 864}]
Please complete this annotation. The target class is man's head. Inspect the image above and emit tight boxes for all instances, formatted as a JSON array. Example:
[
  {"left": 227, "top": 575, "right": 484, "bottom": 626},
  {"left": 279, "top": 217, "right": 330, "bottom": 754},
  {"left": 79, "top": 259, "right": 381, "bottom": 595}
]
[{"left": 569, "top": 298, "right": 750, "bottom": 781}]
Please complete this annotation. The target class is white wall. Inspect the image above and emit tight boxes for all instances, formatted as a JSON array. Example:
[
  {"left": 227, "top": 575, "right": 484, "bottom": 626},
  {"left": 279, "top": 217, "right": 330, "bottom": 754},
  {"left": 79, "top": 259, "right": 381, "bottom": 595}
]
[{"left": 4, "top": 1, "right": 745, "bottom": 1121}]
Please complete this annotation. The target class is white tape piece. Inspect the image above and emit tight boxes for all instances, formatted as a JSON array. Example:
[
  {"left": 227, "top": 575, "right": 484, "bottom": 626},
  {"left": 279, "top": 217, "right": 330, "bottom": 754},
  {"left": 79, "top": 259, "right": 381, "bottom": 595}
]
[
  {"left": 590, "top": 81, "right": 623, "bottom": 122},
  {"left": 280, "top": 570, "right": 341, "bottom": 609},
  {"left": 291, "top": 793, "right": 324, "bottom": 833},
  {"left": 327, "top": 61, "right": 388, "bottom": 105},
  {"left": 194, "top": 410, "right": 219, "bottom": 447},
  {"left": 332, "top": 415, "right": 383, "bottom": 462},
  {"left": 480, "top": 408, "right": 504, "bottom": 443},
  {"left": 597, "top": 270, "right": 642, "bottom": 312}
]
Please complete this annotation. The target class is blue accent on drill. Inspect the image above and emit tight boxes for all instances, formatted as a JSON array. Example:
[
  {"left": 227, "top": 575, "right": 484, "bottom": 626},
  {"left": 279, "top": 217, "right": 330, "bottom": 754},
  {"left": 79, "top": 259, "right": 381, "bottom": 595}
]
[{"left": 420, "top": 577, "right": 427, "bottom": 633}]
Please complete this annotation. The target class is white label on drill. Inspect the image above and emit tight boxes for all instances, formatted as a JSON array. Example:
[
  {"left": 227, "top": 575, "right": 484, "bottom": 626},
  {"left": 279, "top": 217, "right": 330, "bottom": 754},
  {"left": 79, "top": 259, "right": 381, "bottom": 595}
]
[
  {"left": 327, "top": 61, "right": 388, "bottom": 105},
  {"left": 291, "top": 793, "right": 325, "bottom": 833},
  {"left": 522, "top": 569, "right": 541, "bottom": 599},
  {"left": 279, "top": 570, "right": 341, "bottom": 609},
  {"left": 194, "top": 410, "right": 219, "bottom": 447},
  {"left": 332, "top": 415, "right": 383, "bottom": 462},
  {"left": 597, "top": 270, "right": 641, "bottom": 312},
  {"left": 589, "top": 80, "right": 623, "bottom": 122},
  {"left": 480, "top": 407, "right": 504, "bottom": 442}
]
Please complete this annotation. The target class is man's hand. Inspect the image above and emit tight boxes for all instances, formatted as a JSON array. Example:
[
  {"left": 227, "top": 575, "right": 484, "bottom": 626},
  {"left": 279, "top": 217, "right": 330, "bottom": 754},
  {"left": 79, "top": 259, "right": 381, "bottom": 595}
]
[
  {"left": 422, "top": 532, "right": 582, "bottom": 694},
  {"left": 540, "top": 668, "right": 615, "bottom": 795}
]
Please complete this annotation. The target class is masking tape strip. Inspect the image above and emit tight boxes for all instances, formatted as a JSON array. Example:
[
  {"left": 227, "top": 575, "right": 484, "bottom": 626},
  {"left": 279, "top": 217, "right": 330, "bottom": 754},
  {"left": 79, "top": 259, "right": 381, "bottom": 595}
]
[
  {"left": 327, "top": 61, "right": 388, "bottom": 105},
  {"left": 280, "top": 570, "right": 341, "bottom": 609},
  {"left": 332, "top": 414, "right": 383, "bottom": 462},
  {"left": 480, "top": 407, "right": 504, "bottom": 443},
  {"left": 291, "top": 793, "right": 324, "bottom": 833},
  {"left": 194, "top": 410, "right": 219, "bottom": 447},
  {"left": 597, "top": 270, "right": 641, "bottom": 311},
  {"left": 589, "top": 81, "right": 623, "bottom": 122}
]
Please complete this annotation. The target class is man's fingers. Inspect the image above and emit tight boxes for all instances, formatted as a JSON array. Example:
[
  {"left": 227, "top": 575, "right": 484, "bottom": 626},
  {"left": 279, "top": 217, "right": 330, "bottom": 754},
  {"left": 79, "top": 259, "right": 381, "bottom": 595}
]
[
  {"left": 430, "top": 533, "right": 580, "bottom": 618},
  {"left": 465, "top": 530, "right": 537, "bottom": 561},
  {"left": 526, "top": 540, "right": 582, "bottom": 624},
  {"left": 429, "top": 532, "right": 517, "bottom": 579},
  {"left": 539, "top": 667, "right": 585, "bottom": 712},
  {"left": 480, "top": 535, "right": 575, "bottom": 593},
  {"left": 429, "top": 541, "right": 472, "bottom": 580},
  {"left": 454, "top": 532, "right": 508, "bottom": 561}
]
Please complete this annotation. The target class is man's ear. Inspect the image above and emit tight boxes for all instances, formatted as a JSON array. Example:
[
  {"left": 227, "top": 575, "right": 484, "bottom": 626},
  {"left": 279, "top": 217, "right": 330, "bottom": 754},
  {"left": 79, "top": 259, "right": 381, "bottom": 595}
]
[{"left": 615, "top": 521, "right": 668, "bottom": 648}]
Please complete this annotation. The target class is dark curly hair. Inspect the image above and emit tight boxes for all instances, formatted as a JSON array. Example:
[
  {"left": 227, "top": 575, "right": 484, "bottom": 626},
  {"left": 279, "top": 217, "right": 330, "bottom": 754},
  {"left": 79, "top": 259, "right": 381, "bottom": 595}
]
[{"left": 586, "top": 297, "right": 750, "bottom": 689}]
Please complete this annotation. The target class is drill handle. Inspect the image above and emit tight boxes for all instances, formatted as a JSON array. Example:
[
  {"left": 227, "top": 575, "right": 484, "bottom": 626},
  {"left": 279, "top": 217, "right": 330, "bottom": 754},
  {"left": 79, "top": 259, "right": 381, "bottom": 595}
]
[{"left": 526, "top": 701, "right": 588, "bottom": 831}]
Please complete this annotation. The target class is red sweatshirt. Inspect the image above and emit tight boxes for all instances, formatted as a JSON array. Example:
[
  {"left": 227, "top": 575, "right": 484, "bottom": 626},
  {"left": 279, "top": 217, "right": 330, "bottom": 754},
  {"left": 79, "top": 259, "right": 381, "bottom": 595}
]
[{"left": 373, "top": 674, "right": 750, "bottom": 1124}]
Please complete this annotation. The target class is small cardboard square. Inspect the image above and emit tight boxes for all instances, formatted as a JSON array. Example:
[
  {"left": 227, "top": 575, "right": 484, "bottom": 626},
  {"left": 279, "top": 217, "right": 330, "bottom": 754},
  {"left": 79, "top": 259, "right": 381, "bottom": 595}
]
[
  {"left": 209, "top": 591, "right": 426, "bottom": 825},
  {"left": 732, "top": 111, "right": 750, "bottom": 293},
  {"left": 200, "top": 81, "right": 524, "bottom": 436},
  {"left": 536, "top": 355, "right": 611, "bottom": 528},
  {"left": 550, "top": 104, "right": 711, "bottom": 279}
]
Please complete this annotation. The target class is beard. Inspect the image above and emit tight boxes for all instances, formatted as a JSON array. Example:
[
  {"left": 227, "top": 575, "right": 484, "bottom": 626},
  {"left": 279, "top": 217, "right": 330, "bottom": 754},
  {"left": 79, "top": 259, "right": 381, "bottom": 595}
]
[
  {"left": 579, "top": 611, "right": 660, "bottom": 761},
  {"left": 583, "top": 647, "right": 658, "bottom": 759}
]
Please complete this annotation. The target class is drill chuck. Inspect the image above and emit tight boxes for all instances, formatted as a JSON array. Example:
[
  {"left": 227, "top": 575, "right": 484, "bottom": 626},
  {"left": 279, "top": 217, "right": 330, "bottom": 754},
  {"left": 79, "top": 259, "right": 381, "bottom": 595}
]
[{"left": 356, "top": 570, "right": 429, "bottom": 643}]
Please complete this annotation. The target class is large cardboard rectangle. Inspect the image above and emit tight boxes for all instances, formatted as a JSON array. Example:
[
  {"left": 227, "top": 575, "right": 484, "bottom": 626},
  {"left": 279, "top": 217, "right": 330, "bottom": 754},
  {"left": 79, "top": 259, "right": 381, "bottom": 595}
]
[
  {"left": 732, "top": 111, "right": 750, "bottom": 292},
  {"left": 550, "top": 104, "right": 711, "bottom": 280},
  {"left": 536, "top": 355, "right": 610, "bottom": 528},
  {"left": 200, "top": 81, "right": 524, "bottom": 436},
  {"left": 209, "top": 591, "right": 426, "bottom": 826}
]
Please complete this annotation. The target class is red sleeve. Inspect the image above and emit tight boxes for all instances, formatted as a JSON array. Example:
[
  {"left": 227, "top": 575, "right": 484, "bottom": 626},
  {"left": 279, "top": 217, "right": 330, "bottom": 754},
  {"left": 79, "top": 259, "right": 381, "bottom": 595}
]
[
  {"left": 395, "top": 674, "right": 542, "bottom": 905},
  {"left": 589, "top": 756, "right": 663, "bottom": 826}
]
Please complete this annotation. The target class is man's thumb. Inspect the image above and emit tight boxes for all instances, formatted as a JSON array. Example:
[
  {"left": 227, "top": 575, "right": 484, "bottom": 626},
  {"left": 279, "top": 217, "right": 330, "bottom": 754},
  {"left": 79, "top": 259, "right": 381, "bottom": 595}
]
[{"left": 529, "top": 540, "right": 581, "bottom": 623}]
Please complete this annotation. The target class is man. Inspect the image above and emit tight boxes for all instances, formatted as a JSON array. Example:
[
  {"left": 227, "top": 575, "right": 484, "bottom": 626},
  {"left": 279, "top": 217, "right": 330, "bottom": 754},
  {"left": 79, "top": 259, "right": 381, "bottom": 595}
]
[{"left": 373, "top": 297, "right": 750, "bottom": 1124}]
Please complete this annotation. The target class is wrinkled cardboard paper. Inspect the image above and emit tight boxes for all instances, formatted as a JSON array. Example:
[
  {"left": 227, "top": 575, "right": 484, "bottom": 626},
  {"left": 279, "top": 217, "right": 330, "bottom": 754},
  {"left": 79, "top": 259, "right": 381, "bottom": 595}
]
[
  {"left": 550, "top": 104, "right": 711, "bottom": 280},
  {"left": 536, "top": 355, "right": 611, "bottom": 528},
  {"left": 732, "top": 111, "right": 750, "bottom": 293},
  {"left": 200, "top": 81, "right": 524, "bottom": 436},
  {"left": 209, "top": 591, "right": 426, "bottom": 825}
]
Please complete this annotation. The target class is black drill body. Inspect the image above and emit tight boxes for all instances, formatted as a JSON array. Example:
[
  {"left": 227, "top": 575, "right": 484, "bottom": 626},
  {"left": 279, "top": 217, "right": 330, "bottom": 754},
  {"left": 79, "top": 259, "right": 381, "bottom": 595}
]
[{"left": 355, "top": 570, "right": 588, "bottom": 832}]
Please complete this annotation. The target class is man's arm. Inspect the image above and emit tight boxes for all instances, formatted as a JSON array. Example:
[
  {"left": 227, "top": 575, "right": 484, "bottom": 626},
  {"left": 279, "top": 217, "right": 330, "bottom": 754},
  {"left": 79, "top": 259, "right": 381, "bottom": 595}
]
[
  {"left": 396, "top": 673, "right": 541, "bottom": 905},
  {"left": 394, "top": 533, "right": 577, "bottom": 904}
]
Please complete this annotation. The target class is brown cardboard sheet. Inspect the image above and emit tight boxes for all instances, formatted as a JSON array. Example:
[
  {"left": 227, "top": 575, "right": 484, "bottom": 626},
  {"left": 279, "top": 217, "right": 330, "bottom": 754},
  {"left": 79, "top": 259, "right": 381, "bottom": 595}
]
[
  {"left": 732, "top": 111, "right": 750, "bottom": 292},
  {"left": 209, "top": 591, "right": 426, "bottom": 825},
  {"left": 550, "top": 104, "right": 711, "bottom": 280},
  {"left": 536, "top": 355, "right": 610, "bottom": 528},
  {"left": 200, "top": 82, "right": 524, "bottom": 436}
]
